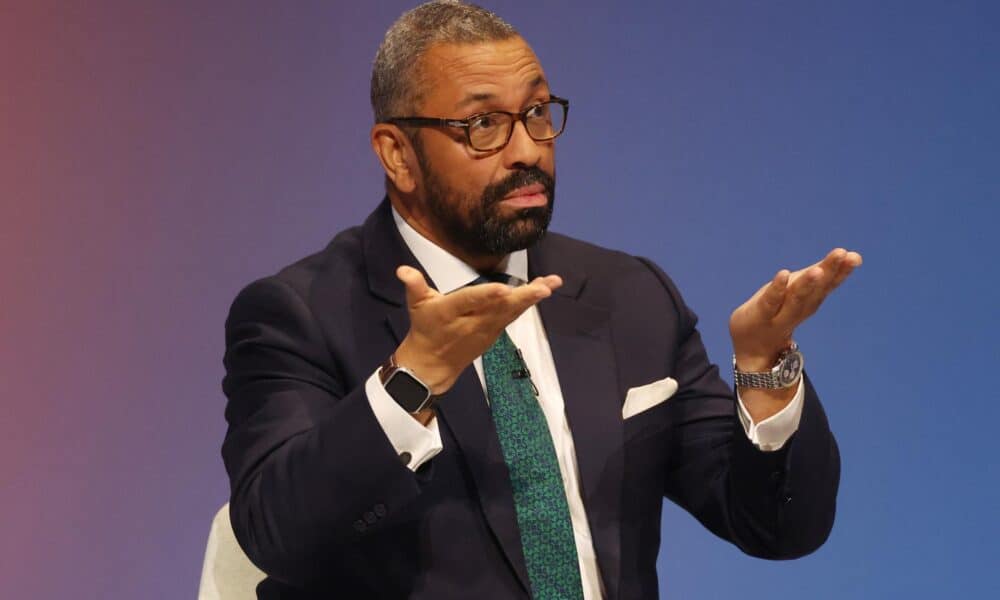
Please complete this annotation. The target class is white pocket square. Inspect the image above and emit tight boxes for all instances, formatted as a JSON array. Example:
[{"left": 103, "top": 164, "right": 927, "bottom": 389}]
[{"left": 622, "top": 377, "right": 678, "bottom": 419}]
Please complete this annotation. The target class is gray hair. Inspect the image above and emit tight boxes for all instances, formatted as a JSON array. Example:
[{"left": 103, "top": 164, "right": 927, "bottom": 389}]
[{"left": 370, "top": 1, "right": 519, "bottom": 123}]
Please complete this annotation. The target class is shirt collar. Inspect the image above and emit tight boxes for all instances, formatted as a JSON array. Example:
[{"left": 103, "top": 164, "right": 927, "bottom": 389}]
[{"left": 391, "top": 205, "right": 528, "bottom": 294}]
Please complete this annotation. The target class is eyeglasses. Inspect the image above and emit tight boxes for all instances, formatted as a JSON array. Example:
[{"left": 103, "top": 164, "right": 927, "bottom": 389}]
[{"left": 383, "top": 96, "right": 569, "bottom": 152}]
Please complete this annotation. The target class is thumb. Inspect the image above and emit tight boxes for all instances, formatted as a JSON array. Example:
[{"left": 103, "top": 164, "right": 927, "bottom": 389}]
[{"left": 396, "top": 265, "right": 433, "bottom": 307}]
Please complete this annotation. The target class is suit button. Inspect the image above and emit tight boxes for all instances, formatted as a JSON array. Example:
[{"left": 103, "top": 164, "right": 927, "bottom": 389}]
[
  {"left": 374, "top": 503, "right": 387, "bottom": 518},
  {"left": 353, "top": 519, "right": 367, "bottom": 532},
  {"left": 364, "top": 511, "right": 377, "bottom": 524},
  {"left": 770, "top": 470, "right": 783, "bottom": 482},
  {"left": 399, "top": 451, "right": 412, "bottom": 466},
  {"left": 784, "top": 495, "right": 793, "bottom": 504}
]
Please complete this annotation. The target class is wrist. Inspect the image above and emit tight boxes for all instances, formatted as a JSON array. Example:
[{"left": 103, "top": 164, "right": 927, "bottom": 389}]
[
  {"left": 733, "top": 353, "right": 780, "bottom": 373},
  {"left": 732, "top": 339, "right": 792, "bottom": 372},
  {"left": 411, "top": 407, "right": 436, "bottom": 426},
  {"left": 395, "top": 336, "right": 458, "bottom": 395}
]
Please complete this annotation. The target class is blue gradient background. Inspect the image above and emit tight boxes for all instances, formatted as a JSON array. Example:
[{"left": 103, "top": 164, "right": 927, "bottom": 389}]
[{"left": 2, "top": 1, "right": 997, "bottom": 598}]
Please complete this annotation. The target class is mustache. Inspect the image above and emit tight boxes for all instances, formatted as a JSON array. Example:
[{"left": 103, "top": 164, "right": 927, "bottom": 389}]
[{"left": 482, "top": 167, "right": 554, "bottom": 207}]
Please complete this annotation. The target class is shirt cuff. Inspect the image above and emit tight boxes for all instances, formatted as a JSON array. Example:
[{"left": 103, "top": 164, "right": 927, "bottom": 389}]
[
  {"left": 735, "top": 376, "right": 805, "bottom": 452},
  {"left": 365, "top": 370, "right": 443, "bottom": 471}
]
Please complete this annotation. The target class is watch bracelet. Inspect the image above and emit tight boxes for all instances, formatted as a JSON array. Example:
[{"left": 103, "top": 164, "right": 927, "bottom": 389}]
[{"left": 733, "top": 370, "right": 783, "bottom": 389}]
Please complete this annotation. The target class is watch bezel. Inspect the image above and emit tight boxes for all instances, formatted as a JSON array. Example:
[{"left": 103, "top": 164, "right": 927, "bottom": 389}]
[{"left": 775, "top": 347, "right": 804, "bottom": 387}]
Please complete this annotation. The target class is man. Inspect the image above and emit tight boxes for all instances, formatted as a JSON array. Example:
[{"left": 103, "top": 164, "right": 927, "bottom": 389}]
[{"left": 221, "top": 2, "right": 862, "bottom": 598}]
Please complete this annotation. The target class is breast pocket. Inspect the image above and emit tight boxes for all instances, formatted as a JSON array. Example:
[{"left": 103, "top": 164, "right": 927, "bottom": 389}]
[
  {"left": 622, "top": 376, "right": 677, "bottom": 419},
  {"left": 622, "top": 376, "right": 678, "bottom": 443}
]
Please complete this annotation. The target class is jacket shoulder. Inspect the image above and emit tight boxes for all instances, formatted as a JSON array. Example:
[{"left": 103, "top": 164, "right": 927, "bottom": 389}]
[
  {"left": 540, "top": 232, "right": 680, "bottom": 294},
  {"left": 226, "top": 224, "right": 368, "bottom": 323}
]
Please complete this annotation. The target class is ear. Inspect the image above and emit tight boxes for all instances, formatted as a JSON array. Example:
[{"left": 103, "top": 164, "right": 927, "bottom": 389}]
[{"left": 371, "top": 124, "right": 419, "bottom": 194}]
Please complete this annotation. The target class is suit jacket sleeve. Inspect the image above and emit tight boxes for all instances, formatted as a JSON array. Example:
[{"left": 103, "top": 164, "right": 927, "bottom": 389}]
[
  {"left": 640, "top": 258, "right": 840, "bottom": 559},
  {"left": 220, "top": 276, "right": 427, "bottom": 587}
]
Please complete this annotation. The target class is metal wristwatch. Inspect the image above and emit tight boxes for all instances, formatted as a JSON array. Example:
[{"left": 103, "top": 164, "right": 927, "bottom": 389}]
[
  {"left": 378, "top": 353, "right": 435, "bottom": 413},
  {"left": 732, "top": 342, "right": 804, "bottom": 389}
]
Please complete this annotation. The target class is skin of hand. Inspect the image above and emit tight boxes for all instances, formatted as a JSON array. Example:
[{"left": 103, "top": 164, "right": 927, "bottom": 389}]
[
  {"left": 393, "top": 265, "right": 562, "bottom": 424},
  {"left": 729, "top": 247, "right": 863, "bottom": 423}
]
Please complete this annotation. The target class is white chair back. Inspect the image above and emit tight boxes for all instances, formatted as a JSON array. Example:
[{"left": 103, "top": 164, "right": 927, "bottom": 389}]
[{"left": 198, "top": 503, "right": 266, "bottom": 600}]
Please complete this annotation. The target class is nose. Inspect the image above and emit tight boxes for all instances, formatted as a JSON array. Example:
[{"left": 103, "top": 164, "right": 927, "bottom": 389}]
[{"left": 501, "top": 119, "right": 542, "bottom": 169}]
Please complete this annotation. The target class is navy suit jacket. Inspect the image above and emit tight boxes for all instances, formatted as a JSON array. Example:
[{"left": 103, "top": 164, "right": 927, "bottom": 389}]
[{"left": 221, "top": 199, "right": 840, "bottom": 599}]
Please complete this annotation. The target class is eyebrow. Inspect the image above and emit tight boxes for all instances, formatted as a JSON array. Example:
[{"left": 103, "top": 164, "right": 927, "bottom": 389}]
[{"left": 454, "top": 75, "right": 548, "bottom": 111}]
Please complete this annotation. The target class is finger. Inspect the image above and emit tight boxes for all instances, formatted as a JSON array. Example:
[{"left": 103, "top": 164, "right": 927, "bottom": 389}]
[
  {"left": 775, "top": 249, "right": 862, "bottom": 328},
  {"left": 830, "top": 250, "right": 863, "bottom": 288},
  {"left": 790, "top": 250, "right": 858, "bottom": 319},
  {"left": 446, "top": 282, "right": 511, "bottom": 317},
  {"left": 758, "top": 269, "right": 790, "bottom": 319},
  {"left": 818, "top": 248, "right": 847, "bottom": 274},
  {"left": 533, "top": 274, "right": 563, "bottom": 291},
  {"left": 787, "top": 248, "right": 834, "bottom": 295},
  {"left": 510, "top": 279, "right": 556, "bottom": 308},
  {"left": 396, "top": 266, "right": 434, "bottom": 307},
  {"left": 812, "top": 248, "right": 861, "bottom": 297},
  {"left": 799, "top": 252, "right": 857, "bottom": 321},
  {"left": 777, "top": 265, "right": 823, "bottom": 325},
  {"left": 488, "top": 276, "right": 560, "bottom": 322},
  {"left": 819, "top": 248, "right": 847, "bottom": 291}
]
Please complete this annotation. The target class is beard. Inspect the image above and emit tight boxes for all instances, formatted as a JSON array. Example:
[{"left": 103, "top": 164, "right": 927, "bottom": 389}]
[{"left": 414, "top": 148, "right": 555, "bottom": 258}]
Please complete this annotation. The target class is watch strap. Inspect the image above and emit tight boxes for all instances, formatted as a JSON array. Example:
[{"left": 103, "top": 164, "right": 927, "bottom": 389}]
[{"left": 378, "top": 353, "right": 398, "bottom": 385}]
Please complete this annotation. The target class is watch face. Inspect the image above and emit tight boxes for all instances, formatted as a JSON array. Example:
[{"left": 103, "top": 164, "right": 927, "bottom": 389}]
[
  {"left": 385, "top": 369, "right": 431, "bottom": 412},
  {"left": 778, "top": 350, "right": 804, "bottom": 387}
]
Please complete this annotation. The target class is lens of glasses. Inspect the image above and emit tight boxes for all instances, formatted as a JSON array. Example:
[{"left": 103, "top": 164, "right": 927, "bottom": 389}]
[
  {"left": 468, "top": 113, "right": 512, "bottom": 150},
  {"left": 524, "top": 101, "right": 566, "bottom": 141},
  {"left": 467, "top": 100, "right": 567, "bottom": 151}
]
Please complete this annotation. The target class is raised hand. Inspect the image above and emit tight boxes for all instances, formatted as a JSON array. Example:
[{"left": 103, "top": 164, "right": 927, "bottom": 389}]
[
  {"left": 394, "top": 265, "right": 562, "bottom": 396},
  {"left": 729, "top": 248, "right": 863, "bottom": 372}
]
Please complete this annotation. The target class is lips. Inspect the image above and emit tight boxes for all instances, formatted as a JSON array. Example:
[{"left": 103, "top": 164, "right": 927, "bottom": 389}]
[{"left": 501, "top": 183, "right": 548, "bottom": 208}]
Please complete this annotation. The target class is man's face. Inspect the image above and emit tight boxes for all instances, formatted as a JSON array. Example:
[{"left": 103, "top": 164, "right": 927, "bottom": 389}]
[{"left": 408, "top": 37, "right": 556, "bottom": 258}]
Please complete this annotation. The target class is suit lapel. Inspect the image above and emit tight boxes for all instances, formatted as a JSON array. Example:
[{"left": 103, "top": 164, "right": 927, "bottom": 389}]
[
  {"left": 532, "top": 243, "right": 624, "bottom": 600},
  {"left": 367, "top": 200, "right": 532, "bottom": 593}
]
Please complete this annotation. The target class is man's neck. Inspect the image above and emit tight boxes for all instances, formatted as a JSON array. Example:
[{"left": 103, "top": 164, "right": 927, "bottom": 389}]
[{"left": 389, "top": 194, "right": 506, "bottom": 273}]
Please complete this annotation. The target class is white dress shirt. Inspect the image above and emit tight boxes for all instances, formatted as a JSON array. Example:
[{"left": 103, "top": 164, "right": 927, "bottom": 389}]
[{"left": 364, "top": 207, "right": 805, "bottom": 598}]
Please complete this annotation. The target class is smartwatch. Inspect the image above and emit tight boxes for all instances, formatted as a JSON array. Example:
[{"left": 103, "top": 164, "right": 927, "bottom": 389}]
[{"left": 378, "top": 353, "right": 435, "bottom": 413}]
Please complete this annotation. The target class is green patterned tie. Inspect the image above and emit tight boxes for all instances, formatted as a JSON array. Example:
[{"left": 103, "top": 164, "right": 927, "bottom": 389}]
[{"left": 475, "top": 274, "right": 584, "bottom": 600}]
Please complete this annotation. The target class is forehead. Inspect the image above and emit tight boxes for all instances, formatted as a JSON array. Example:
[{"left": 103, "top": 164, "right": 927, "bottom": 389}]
[{"left": 417, "top": 37, "right": 548, "bottom": 113}]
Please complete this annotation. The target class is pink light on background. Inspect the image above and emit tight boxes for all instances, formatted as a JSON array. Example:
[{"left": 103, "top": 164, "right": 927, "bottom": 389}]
[
  {"left": 1, "top": 4, "right": 236, "bottom": 596},
  {"left": 2, "top": 3, "right": 375, "bottom": 596}
]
